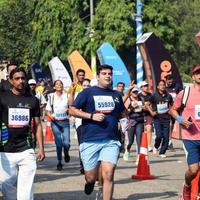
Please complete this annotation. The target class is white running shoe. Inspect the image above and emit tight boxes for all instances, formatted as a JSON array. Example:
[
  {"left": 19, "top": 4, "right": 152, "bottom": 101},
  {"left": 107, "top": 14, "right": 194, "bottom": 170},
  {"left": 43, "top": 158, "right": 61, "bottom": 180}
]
[
  {"left": 159, "top": 154, "right": 166, "bottom": 158},
  {"left": 123, "top": 151, "right": 130, "bottom": 161}
]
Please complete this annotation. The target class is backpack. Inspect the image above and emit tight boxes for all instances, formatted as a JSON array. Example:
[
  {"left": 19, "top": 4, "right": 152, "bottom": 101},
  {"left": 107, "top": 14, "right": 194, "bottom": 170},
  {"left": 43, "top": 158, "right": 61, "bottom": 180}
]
[{"left": 171, "top": 86, "right": 190, "bottom": 140}]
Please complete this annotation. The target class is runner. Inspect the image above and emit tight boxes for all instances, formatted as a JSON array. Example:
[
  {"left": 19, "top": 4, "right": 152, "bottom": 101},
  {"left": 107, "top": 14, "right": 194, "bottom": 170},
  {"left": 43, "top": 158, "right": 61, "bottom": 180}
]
[
  {"left": 46, "top": 80, "right": 71, "bottom": 171},
  {"left": 69, "top": 64, "right": 126, "bottom": 199},
  {"left": 165, "top": 74, "right": 182, "bottom": 150},
  {"left": 0, "top": 64, "right": 17, "bottom": 92},
  {"left": 0, "top": 67, "right": 45, "bottom": 200},
  {"left": 147, "top": 80, "right": 173, "bottom": 157},
  {"left": 138, "top": 81, "right": 153, "bottom": 152},
  {"left": 169, "top": 65, "right": 200, "bottom": 200}
]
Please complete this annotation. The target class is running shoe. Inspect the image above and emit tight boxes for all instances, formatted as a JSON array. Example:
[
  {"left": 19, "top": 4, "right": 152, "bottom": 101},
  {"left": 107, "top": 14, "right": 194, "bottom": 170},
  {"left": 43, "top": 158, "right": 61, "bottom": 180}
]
[
  {"left": 64, "top": 150, "right": 70, "bottom": 163},
  {"left": 148, "top": 146, "right": 153, "bottom": 152},
  {"left": 123, "top": 151, "right": 130, "bottom": 161},
  {"left": 84, "top": 182, "right": 95, "bottom": 195},
  {"left": 95, "top": 190, "right": 103, "bottom": 200},
  {"left": 159, "top": 154, "right": 166, "bottom": 158},
  {"left": 57, "top": 163, "right": 63, "bottom": 171}
]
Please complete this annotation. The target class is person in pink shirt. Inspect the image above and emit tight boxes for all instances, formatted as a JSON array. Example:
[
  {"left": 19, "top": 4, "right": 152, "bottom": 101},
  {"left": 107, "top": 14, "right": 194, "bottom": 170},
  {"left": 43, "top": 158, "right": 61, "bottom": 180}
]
[{"left": 170, "top": 65, "right": 200, "bottom": 200}]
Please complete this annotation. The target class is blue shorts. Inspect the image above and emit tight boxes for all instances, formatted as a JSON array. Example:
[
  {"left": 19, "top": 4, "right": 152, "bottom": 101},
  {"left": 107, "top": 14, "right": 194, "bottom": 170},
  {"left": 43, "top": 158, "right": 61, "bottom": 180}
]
[
  {"left": 183, "top": 140, "right": 200, "bottom": 165},
  {"left": 80, "top": 139, "right": 121, "bottom": 171}
]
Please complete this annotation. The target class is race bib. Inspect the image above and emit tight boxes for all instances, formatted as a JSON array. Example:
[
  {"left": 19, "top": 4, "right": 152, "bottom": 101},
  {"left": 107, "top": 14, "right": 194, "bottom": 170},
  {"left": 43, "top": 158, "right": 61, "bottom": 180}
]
[
  {"left": 8, "top": 108, "right": 30, "bottom": 128},
  {"left": 94, "top": 96, "right": 115, "bottom": 113},
  {"left": 132, "top": 101, "right": 143, "bottom": 112},
  {"left": 54, "top": 112, "right": 68, "bottom": 120},
  {"left": 195, "top": 105, "right": 200, "bottom": 120},
  {"left": 157, "top": 103, "right": 168, "bottom": 114}
]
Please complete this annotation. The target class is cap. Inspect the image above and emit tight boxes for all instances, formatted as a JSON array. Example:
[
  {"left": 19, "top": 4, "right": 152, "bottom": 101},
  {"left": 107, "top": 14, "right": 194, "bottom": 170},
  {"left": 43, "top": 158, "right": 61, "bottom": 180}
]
[
  {"left": 132, "top": 87, "right": 139, "bottom": 92},
  {"left": 192, "top": 65, "right": 200, "bottom": 74},
  {"left": 138, "top": 81, "right": 148, "bottom": 88},
  {"left": 28, "top": 79, "right": 36, "bottom": 85}
]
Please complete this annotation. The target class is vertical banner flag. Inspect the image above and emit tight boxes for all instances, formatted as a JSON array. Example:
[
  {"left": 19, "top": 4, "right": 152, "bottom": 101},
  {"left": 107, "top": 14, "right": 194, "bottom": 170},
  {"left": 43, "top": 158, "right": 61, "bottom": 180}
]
[
  {"left": 48, "top": 57, "right": 72, "bottom": 89},
  {"left": 97, "top": 42, "right": 131, "bottom": 90},
  {"left": 137, "top": 32, "right": 183, "bottom": 94},
  {"left": 67, "top": 50, "right": 93, "bottom": 82},
  {"left": 31, "top": 63, "right": 46, "bottom": 82},
  {"left": 136, "top": 0, "right": 144, "bottom": 85}
]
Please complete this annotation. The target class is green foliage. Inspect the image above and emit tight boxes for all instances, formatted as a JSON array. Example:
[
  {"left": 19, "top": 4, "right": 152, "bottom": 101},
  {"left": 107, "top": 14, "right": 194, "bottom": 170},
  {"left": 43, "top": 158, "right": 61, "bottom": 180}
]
[{"left": 0, "top": 0, "right": 199, "bottom": 82}]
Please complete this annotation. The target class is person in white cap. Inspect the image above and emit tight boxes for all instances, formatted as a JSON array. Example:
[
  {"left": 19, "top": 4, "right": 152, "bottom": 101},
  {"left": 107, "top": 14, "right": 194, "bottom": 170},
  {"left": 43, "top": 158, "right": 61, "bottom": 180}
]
[{"left": 138, "top": 81, "right": 153, "bottom": 152}]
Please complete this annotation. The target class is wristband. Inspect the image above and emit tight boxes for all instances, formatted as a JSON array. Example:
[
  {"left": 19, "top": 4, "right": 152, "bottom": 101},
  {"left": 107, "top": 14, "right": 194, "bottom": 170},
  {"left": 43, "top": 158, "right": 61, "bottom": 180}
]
[
  {"left": 90, "top": 113, "right": 93, "bottom": 120},
  {"left": 176, "top": 116, "right": 183, "bottom": 124}
]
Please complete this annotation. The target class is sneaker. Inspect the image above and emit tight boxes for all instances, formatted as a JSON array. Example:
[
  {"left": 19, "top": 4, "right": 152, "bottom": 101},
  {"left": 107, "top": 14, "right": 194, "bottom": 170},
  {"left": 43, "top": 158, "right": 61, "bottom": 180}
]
[
  {"left": 159, "top": 154, "right": 166, "bottom": 158},
  {"left": 84, "top": 182, "right": 95, "bottom": 195},
  {"left": 123, "top": 151, "right": 130, "bottom": 161},
  {"left": 168, "top": 142, "right": 175, "bottom": 151},
  {"left": 57, "top": 163, "right": 63, "bottom": 171},
  {"left": 181, "top": 183, "right": 191, "bottom": 200},
  {"left": 64, "top": 150, "right": 70, "bottom": 163},
  {"left": 148, "top": 146, "right": 153, "bottom": 152},
  {"left": 153, "top": 147, "right": 157, "bottom": 155},
  {"left": 95, "top": 190, "right": 103, "bottom": 200}
]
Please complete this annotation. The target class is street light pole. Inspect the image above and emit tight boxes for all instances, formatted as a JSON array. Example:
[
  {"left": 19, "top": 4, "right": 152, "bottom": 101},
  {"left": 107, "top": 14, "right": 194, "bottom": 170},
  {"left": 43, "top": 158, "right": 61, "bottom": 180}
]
[
  {"left": 90, "top": 0, "right": 96, "bottom": 77},
  {"left": 136, "top": 0, "right": 143, "bottom": 85}
]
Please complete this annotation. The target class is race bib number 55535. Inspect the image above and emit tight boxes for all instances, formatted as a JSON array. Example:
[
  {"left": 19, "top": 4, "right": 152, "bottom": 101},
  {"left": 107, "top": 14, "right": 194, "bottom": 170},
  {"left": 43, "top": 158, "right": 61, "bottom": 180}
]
[
  {"left": 93, "top": 96, "right": 115, "bottom": 113},
  {"left": 8, "top": 108, "right": 30, "bottom": 128}
]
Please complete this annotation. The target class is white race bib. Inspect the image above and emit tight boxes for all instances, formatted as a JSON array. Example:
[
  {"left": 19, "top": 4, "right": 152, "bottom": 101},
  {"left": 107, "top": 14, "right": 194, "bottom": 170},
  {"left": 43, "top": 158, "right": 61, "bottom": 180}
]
[
  {"left": 54, "top": 112, "right": 68, "bottom": 120},
  {"left": 94, "top": 96, "right": 115, "bottom": 113},
  {"left": 8, "top": 108, "right": 30, "bottom": 128},
  {"left": 195, "top": 105, "right": 200, "bottom": 120},
  {"left": 157, "top": 103, "right": 168, "bottom": 114},
  {"left": 132, "top": 101, "right": 143, "bottom": 112}
]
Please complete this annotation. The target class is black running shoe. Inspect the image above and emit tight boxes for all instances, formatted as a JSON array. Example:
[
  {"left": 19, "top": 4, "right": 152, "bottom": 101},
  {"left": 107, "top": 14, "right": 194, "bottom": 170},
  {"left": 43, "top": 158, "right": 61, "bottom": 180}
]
[
  {"left": 57, "top": 163, "right": 63, "bottom": 171},
  {"left": 64, "top": 150, "right": 70, "bottom": 163},
  {"left": 84, "top": 182, "right": 95, "bottom": 195}
]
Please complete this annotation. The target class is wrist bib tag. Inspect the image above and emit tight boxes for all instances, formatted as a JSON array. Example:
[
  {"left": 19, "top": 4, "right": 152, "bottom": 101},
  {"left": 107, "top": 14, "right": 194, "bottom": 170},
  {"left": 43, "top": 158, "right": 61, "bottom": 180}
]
[
  {"left": 94, "top": 96, "right": 115, "bottom": 113},
  {"left": 8, "top": 108, "right": 30, "bottom": 128}
]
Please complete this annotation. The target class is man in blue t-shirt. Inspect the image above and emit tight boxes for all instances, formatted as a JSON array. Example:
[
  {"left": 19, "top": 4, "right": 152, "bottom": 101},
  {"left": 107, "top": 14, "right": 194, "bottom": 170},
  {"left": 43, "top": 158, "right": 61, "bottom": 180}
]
[{"left": 69, "top": 64, "right": 126, "bottom": 199}]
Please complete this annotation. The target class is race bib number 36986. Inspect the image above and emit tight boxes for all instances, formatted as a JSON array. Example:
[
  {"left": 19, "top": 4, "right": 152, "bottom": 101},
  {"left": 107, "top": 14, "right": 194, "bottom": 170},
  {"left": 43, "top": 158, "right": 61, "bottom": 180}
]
[
  {"left": 93, "top": 96, "right": 115, "bottom": 113},
  {"left": 8, "top": 108, "right": 30, "bottom": 128}
]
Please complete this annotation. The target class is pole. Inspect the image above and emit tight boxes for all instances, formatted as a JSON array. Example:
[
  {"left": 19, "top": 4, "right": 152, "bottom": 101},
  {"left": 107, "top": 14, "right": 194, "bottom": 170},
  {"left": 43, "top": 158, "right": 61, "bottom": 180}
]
[
  {"left": 90, "top": 0, "right": 96, "bottom": 78},
  {"left": 136, "top": 0, "right": 143, "bottom": 85}
]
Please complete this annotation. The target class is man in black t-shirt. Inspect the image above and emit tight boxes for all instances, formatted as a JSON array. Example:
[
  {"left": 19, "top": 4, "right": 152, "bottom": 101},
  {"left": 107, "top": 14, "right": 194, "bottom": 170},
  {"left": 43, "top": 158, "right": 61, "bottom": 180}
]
[
  {"left": 148, "top": 80, "right": 173, "bottom": 157},
  {"left": 0, "top": 68, "right": 45, "bottom": 200},
  {"left": 0, "top": 64, "right": 17, "bottom": 92}
]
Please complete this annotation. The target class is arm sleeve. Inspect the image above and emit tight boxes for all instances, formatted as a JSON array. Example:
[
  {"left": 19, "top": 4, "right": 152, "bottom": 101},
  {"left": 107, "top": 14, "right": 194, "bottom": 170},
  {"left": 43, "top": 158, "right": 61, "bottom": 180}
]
[
  {"left": 45, "top": 94, "right": 52, "bottom": 111},
  {"left": 33, "top": 98, "right": 41, "bottom": 117}
]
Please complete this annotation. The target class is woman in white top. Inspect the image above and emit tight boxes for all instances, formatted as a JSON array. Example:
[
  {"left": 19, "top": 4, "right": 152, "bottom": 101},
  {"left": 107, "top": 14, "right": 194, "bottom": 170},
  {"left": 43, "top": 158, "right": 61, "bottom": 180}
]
[{"left": 46, "top": 80, "right": 70, "bottom": 171}]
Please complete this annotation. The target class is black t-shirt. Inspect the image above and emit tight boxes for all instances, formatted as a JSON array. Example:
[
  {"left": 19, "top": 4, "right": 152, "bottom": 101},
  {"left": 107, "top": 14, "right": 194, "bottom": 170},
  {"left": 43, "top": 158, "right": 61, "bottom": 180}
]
[
  {"left": 149, "top": 90, "right": 173, "bottom": 123},
  {"left": 138, "top": 92, "right": 152, "bottom": 116},
  {"left": 0, "top": 90, "right": 40, "bottom": 152},
  {"left": 0, "top": 79, "right": 13, "bottom": 92}
]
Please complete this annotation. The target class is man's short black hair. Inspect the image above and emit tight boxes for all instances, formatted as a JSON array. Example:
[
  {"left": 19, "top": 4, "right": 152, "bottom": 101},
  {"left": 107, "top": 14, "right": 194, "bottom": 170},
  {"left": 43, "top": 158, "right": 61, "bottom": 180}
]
[
  {"left": 156, "top": 79, "right": 166, "bottom": 86},
  {"left": 83, "top": 78, "right": 91, "bottom": 83},
  {"left": 76, "top": 69, "right": 85, "bottom": 76},
  {"left": 165, "top": 74, "right": 173, "bottom": 80},
  {"left": 117, "top": 82, "right": 125, "bottom": 87},
  {"left": 97, "top": 64, "right": 113, "bottom": 75},
  {"left": 9, "top": 67, "right": 27, "bottom": 79}
]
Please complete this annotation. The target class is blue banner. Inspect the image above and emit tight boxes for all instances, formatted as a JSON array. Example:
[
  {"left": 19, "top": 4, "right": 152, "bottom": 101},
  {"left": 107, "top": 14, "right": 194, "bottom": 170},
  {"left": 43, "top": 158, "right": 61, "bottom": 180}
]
[
  {"left": 97, "top": 43, "right": 131, "bottom": 90},
  {"left": 31, "top": 63, "right": 46, "bottom": 82}
]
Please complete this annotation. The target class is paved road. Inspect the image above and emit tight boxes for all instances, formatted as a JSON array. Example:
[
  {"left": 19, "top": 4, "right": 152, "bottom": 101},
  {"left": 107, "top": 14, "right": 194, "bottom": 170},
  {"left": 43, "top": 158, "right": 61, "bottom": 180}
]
[{"left": 1, "top": 130, "right": 186, "bottom": 200}]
